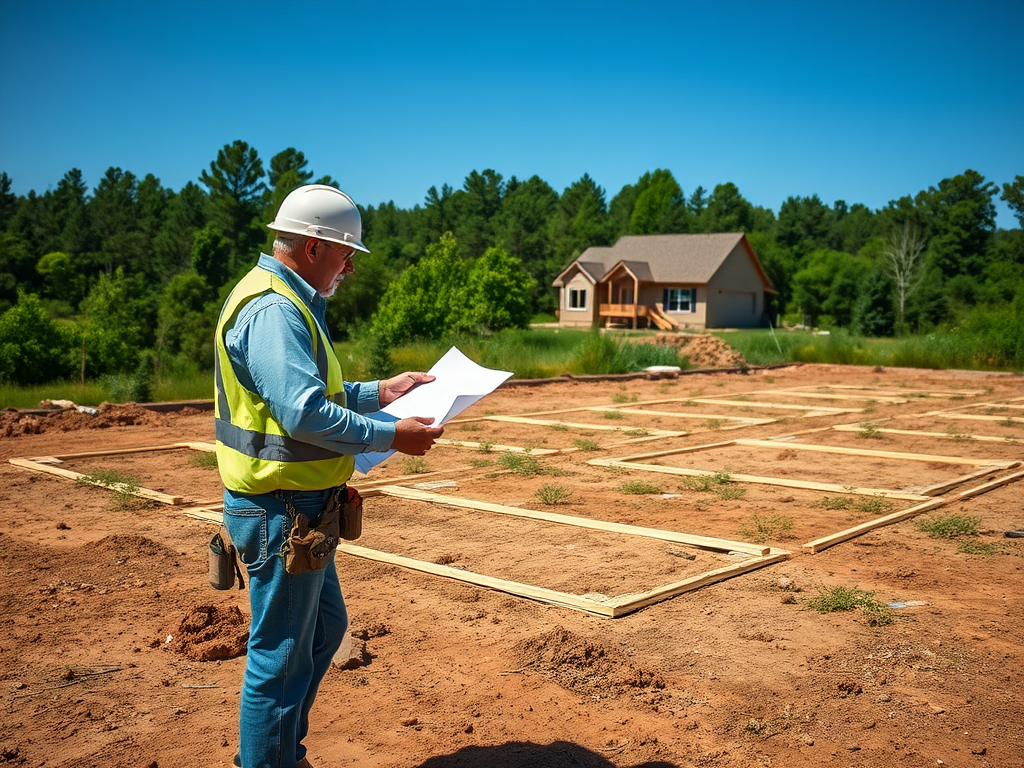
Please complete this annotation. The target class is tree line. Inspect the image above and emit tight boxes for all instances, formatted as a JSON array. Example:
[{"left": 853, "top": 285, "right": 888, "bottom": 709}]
[{"left": 1, "top": 138, "right": 1022, "bottom": 386}]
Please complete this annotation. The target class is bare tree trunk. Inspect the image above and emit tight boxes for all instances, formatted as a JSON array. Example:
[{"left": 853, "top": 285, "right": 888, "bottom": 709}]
[{"left": 881, "top": 222, "right": 927, "bottom": 329}]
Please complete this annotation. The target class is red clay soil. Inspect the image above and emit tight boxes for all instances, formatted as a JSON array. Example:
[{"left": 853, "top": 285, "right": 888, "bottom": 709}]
[{"left": 0, "top": 364, "right": 1022, "bottom": 768}]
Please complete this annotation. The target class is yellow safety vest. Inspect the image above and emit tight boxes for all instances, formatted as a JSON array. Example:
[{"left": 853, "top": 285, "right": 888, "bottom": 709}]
[{"left": 214, "top": 266, "right": 355, "bottom": 494}]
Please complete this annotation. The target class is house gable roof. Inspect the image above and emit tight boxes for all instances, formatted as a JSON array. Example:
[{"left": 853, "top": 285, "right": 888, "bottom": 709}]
[{"left": 553, "top": 233, "right": 775, "bottom": 291}]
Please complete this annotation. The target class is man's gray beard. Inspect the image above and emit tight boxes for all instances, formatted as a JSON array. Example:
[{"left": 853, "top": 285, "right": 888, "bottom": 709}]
[{"left": 319, "top": 272, "right": 346, "bottom": 299}]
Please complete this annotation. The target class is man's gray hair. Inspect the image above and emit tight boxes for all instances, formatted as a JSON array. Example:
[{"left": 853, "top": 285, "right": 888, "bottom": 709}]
[{"left": 273, "top": 235, "right": 299, "bottom": 257}]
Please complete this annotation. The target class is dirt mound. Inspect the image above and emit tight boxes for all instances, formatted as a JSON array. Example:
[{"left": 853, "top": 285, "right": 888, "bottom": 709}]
[
  {"left": 511, "top": 627, "right": 664, "bottom": 700},
  {"left": 91, "top": 534, "right": 178, "bottom": 561},
  {"left": 0, "top": 402, "right": 170, "bottom": 437},
  {"left": 169, "top": 604, "right": 249, "bottom": 661},
  {"left": 655, "top": 332, "right": 747, "bottom": 368}
]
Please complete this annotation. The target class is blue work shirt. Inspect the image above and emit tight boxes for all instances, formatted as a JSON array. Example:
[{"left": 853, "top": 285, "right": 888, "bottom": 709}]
[{"left": 223, "top": 254, "right": 396, "bottom": 457}]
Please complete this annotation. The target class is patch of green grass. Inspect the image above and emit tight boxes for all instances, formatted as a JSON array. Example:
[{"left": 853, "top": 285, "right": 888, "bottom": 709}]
[
  {"left": 189, "top": 451, "right": 219, "bottom": 469},
  {"left": 682, "top": 470, "right": 733, "bottom": 492},
  {"left": 401, "top": 457, "right": 430, "bottom": 474},
  {"left": 602, "top": 410, "right": 625, "bottom": 420},
  {"left": 469, "top": 458, "right": 493, "bottom": 468},
  {"left": 857, "top": 422, "right": 882, "bottom": 439},
  {"left": 76, "top": 469, "right": 144, "bottom": 509},
  {"left": 916, "top": 513, "right": 981, "bottom": 539},
  {"left": 549, "top": 423, "right": 569, "bottom": 432},
  {"left": 458, "top": 423, "right": 481, "bottom": 432},
  {"left": 819, "top": 496, "right": 855, "bottom": 511},
  {"left": 612, "top": 393, "right": 629, "bottom": 404},
  {"left": 738, "top": 514, "right": 793, "bottom": 543},
  {"left": 944, "top": 425, "right": 974, "bottom": 442},
  {"left": 623, "top": 428, "right": 650, "bottom": 437},
  {"left": 705, "top": 419, "right": 723, "bottom": 430},
  {"left": 805, "top": 585, "right": 894, "bottom": 626},
  {"left": 715, "top": 484, "right": 747, "bottom": 500},
  {"left": 572, "top": 439, "right": 601, "bottom": 452},
  {"left": 957, "top": 539, "right": 1001, "bottom": 556},
  {"left": 477, "top": 440, "right": 496, "bottom": 453},
  {"left": 854, "top": 495, "right": 895, "bottom": 515},
  {"left": 620, "top": 480, "right": 662, "bottom": 495},
  {"left": 499, "top": 453, "right": 546, "bottom": 476},
  {"left": 535, "top": 485, "right": 572, "bottom": 505},
  {"left": 744, "top": 718, "right": 768, "bottom": 736}
]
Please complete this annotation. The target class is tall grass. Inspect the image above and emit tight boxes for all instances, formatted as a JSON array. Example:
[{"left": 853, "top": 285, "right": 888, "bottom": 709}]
[
  {"left": 717, "top": 328, "right": 1022, "bottom": 372},
  {"left": 0, "top": 370, "right": 213, "bottom": 409}
]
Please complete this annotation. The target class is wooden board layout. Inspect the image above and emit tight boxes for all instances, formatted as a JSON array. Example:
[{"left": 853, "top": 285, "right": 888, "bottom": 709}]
[
  {"left": 803, "top": 469, "right": 1024, "bottom": 553},
  {"left": 183, "top": 486, "right": 790, "bottom": 617},
  {"left": 831, "top": 424, "right": 1022, "bottom": 444},
  {"left": 434, "top": 438, "right": 559, "bottom": 456},
  {"left": 688, "top": 398, "right": 861, "bottom": 416},
  {"left": 587, "top": 437, "right": 1013, "bottom": 500},
  {"left": 782, "top": 385, "right": 988, "bottom": 399},
  {"left": 585, "top": 406, "right": 774, "bottom": 428},
  {"left": 481, "top": 414, "right": 687, "bottom": 437},
  {"left": 7, "top": 442, "right": 217, "bottom": 505},
  {"left": 924, "top": 410, "right": 1024, "bottom": 425}
]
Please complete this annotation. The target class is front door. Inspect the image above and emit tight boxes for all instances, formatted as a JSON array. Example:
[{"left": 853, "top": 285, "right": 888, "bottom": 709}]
[{"left": 620, "top": 287, "right": 633, "bottom": 305}]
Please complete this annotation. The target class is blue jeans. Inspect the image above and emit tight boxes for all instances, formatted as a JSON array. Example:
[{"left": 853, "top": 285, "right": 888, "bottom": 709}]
[{"left": 224, "top": 488, "right": 348, "bottom": 768}]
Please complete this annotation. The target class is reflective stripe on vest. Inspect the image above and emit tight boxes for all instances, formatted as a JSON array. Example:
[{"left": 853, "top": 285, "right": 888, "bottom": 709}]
[{"left": 214, "top": 266, "right": 355, "bottom": 493}]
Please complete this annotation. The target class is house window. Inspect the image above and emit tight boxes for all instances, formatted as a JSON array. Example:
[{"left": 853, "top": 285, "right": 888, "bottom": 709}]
[
  {"left": 663, "top": 288, "right": 696, "bottom": 313},
  {"left": 568, "top": 288, "right": 587, "bottom": 310}
]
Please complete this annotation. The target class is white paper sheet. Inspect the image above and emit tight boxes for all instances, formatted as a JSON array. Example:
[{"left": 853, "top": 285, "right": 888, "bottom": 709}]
[{"left": 353, "top": 347, "right": 512, "bottom": 475}]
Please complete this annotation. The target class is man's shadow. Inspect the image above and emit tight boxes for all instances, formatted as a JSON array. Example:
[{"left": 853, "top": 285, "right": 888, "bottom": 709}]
[{"left": 411, "top": 740, "right": 680, "bottom": 768}]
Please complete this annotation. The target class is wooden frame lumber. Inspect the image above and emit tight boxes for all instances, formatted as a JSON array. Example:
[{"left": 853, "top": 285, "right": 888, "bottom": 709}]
[
  {"left": 831, "top": 424, "right": 1021, "bottom": 444},
  {"left": 924, "top": 410, "right": 1024, "bottom": 425},
  {"left": 586, "top": 406, "right": 774, "bottom": 428},
  {"left": 482, "top": 414, "right": 686, "bottom": 437},
  {"left": 731, "top": 439, "right": 1019, "bottom": 468},
  {"left": 803, "top": 469, "right": 1024, "bottom": 553},
  {"left": 434, "top": 438, "right": 558, "bottom": 455},
  {"left": 689, "top": 398, "right": 860, "bottom": 416},
  {"left": 588, "top": 436, "right": 1014, "bottom": 499},
  {"left": 9, "top": 456, "right": 184, "bottom": 505},
  {"left": 588, "top": 458, "right": 931, "bottom": 500},
  {"left": 783, "top": 385, "right": 987, "bottom": 399},
  {"left": 184, "top": 486, "right": 789, "bottom": 617},
  {"left": 376, "top": 485, "right": 770, "bottom": 556}
]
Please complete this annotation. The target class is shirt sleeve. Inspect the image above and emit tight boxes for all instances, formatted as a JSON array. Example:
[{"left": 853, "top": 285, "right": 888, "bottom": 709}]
[
  {"left": 344, "top": 380, "right": 382, "bottom": 414},
  {"left": 224, "top": 296, "right": 396, "bottom": 454}
]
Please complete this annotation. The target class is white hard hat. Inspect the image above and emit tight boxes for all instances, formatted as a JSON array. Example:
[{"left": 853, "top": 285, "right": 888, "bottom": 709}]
[{"left": 267, "top": 184, "right": 370, "bottom": 253}]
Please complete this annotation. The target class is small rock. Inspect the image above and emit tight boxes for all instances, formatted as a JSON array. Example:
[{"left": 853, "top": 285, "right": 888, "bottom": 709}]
[
  {"left": 971, "top": 746, "right": 987, "bottom": 755},
  {"left": 781, "top": 594, "right": 797, "bottom": 605},
  {"left": 848, "top": 744, "right": 861, "bottom": 751},
  {"left": 401, "top": 717, "right": 418, "bottom": 727},
  {"left": 799, "top": 734, "right": 814, "bottom": 746},
  {"left": 928, "top": 704, "right": 945, "bottom": 715},
  {"left": 464, "top": 724, "right": 474, "bottom": 734},
  {"left": 56, "top": 521, "right": 70, "bottom": 530},
  {"left": 777, "top": 577, "right": 793, "bottom": 589}
]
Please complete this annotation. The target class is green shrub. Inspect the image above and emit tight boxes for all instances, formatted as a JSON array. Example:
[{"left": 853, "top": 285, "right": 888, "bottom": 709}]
[
  {"left": 499, "top": 453, "right": 544, "bottom": 476},
  {"left": 0, "top": 292, "right": 75, "bottom": 385},
  {"left": 572, "top": 439, "right": 601, "bottom": 451},
  {"left": 738, "top": 514, "right": 792, "bottom": 542},
  {"left": 805, "top": 585, "right": 894, "bottom": 626},
  {"left": 535, "top": 485, "right": 572, "bottom": 505},
  {"left": 916, "top": 513, "right": 980, "bottom": 539},
  {"left": 620, "top": 480, "right": 662, "bottom": 495}
]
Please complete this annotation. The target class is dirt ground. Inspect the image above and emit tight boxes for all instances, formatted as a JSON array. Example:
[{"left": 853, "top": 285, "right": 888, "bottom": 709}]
[{"left": 1, "top": 364, "right": 1022, "bottom": 768}]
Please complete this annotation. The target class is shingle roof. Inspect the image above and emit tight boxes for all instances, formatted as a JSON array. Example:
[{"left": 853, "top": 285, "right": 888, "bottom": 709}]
[{"left": 573, "top": 233, "right": 750, "bottom": 284}]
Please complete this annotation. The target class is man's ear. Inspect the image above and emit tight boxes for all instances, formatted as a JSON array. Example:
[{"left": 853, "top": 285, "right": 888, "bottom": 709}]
[{"left": 303, "top": 238, "right": 318, "bottom": 261}]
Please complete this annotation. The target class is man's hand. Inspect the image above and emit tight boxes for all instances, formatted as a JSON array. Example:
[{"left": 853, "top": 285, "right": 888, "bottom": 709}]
[
  {"left": 379, "top": 371, "right": 435, "bottom": 407},
  {"left": 391, "top": 416, "right": 443, "bottom": 455}
]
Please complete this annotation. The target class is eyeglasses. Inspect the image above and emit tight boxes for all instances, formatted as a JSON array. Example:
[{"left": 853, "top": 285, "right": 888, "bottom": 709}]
[{"left": 320, "top": 240, "right": 355, "bottom": 261}]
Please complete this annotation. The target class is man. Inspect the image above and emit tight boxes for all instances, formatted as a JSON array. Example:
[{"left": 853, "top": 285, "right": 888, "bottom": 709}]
[{"left": 214, "top": 184, "right": 443, "bottom": 768}]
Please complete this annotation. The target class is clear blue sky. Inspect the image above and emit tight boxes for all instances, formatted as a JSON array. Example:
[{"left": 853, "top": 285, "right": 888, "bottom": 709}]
[{"left": 1, "top": 0, "right": 1021, "bottom": 226}]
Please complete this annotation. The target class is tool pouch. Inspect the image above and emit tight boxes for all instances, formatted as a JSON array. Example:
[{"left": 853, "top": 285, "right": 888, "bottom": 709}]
[
  {"left": 284, "top": 494, "right": 341, "bottom": 575},
  {"left": 209, "top": 527, "right": 245, "bottom": 590},
  {"left": 340, "top": 485, "right": 363, "bottom": 541}
]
